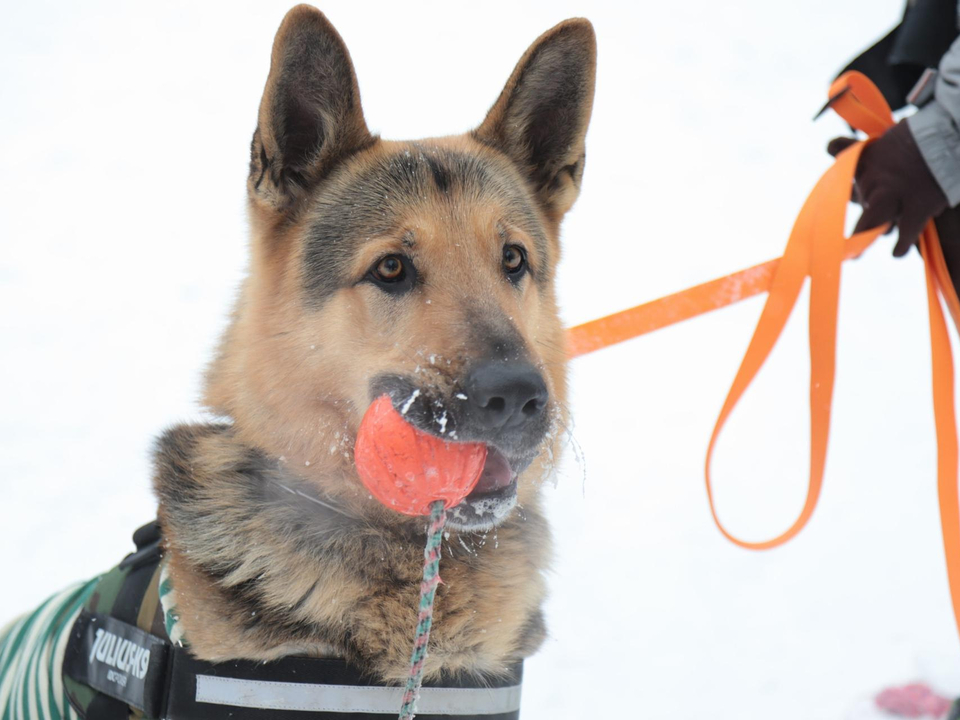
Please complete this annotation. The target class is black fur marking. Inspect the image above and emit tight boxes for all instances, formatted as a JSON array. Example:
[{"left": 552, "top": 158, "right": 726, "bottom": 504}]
[
  {"left": 201, "top": 561, "right": 345, "bottom": 645},
  {"left": 288, "top": 580, "right": 320, "bottom": 614},
  {"left": 256, "top": 147, "right": 269, "bottom": 190},
  {"left": 230, "top": 576, "right": 268, "bottom": 630},
  {"left": 515, "top": 609, "right": 547, "bottom": 655},
  {"left": 153, "top": 424, "right": 228, "bottom": 508},
  {"left": 422, "top": 152, "right": 451, "bottom": 193}
]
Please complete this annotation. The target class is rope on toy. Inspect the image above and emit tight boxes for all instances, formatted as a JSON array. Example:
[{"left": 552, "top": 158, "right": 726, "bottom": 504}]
[
  {"left": 353, "top": 396, "right": 487, "bottom": 719},
  {"left": 398, "top": 500, "right": 447, "bottom": 720}
]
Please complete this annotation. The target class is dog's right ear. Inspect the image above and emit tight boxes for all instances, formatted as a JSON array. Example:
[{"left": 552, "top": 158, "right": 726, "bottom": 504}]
[{"left": 249, "top": 5, "right": 374, "bottom": 211}]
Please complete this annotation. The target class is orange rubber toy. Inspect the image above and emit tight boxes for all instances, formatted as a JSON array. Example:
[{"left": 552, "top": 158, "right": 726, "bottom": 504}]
[{"left": 354, "top": 395, "right": 488, "bottom": 516}]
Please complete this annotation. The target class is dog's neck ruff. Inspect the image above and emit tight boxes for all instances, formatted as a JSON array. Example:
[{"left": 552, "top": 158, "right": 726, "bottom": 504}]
[{"left": 54, "top": 521, "right": 523, "bottom": 720}]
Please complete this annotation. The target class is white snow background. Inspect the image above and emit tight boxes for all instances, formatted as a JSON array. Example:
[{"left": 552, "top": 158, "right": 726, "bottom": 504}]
[{"left": 2, "top": 1, "right": 959, "bottom": 717}]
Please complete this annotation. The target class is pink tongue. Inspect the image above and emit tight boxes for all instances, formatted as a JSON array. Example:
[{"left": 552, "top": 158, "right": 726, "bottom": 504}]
[{"left": 472, "top": 448, "right": 514, "bottom": 494}]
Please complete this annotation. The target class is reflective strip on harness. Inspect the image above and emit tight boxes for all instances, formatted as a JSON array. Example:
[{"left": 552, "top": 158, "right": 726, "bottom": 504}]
[
  {"left": 195, "top": 674, "right": 522, "bottom": 715},
  {"left": 164, "top": 644, "right": 523, "bottom": 720}
]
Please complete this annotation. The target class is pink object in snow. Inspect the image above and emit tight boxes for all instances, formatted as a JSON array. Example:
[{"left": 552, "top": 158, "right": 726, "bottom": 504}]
[{"left": 875, "top": 683, "right": 952, "bottom": 718}]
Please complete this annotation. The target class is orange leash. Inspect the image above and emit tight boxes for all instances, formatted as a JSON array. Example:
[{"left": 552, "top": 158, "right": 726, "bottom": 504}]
[
  {"left": 566, "top": 71, "right": 960, "bottom": 641},
  {"left": 566, "top": 235, "right": 873, "bottom": 359}
]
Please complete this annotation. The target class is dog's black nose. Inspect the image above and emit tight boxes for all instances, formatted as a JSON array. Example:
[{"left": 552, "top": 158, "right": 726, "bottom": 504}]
[{"left": 463, "top": 362, "right": 548, "bottom": 431}]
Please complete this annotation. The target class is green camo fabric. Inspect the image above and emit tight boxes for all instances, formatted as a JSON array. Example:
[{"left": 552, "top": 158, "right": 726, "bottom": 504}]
[{"left": 0, "top": 579, "right": 99, "bottom": 720}]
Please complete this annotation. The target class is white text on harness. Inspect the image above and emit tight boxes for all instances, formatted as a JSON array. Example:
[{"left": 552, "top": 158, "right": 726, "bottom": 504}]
[{"left": 88, "top": 628, "right": 151, "bottom": 680}]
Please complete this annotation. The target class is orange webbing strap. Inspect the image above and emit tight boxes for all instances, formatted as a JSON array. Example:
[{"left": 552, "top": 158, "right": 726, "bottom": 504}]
[
  {"left": 566, "top": 236, "right": 873, "bottom": 358},
  {"left": 923, "top": 223, "right": 960, "bottom": 640},
  {"left": 701, "top": 106, "right": 887, "bottom": 550},
  {"left": 567, "top": 72, "right": 893, "bottom": 360},
  {"left": 707, "top": 72, "right": 960, "bottom": 640},
  {"left": 566, "top": 70, "right": 960, "bottom": 641}
]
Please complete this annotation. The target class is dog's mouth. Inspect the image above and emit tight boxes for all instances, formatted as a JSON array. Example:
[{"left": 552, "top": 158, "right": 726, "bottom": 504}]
[
  {"left": 368, "top": 375, "right": 549, "bottom": 532},
  {"left": 445, "top": 446, "right": 522, "bottom": 533}
]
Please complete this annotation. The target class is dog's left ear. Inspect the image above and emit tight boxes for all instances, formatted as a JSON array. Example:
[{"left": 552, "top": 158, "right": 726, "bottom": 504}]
[
  {"left": 249, "top": 5, "right": 374, "bottom": 212},
  {"left": 474, "top": 19, "right": 596, "bottom": 220}
]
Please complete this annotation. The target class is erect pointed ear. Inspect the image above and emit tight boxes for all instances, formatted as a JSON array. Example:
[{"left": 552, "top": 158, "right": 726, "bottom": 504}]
[
  {"left": 249, "top": 5, "right": 375, "bottom": 211},
  {"left": 473, "top": 19, "right": 596, "bottom": 220}
]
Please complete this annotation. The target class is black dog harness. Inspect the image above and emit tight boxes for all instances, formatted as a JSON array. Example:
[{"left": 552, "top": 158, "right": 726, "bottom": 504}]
[{"left": 61, "top": 523, "right": 523, "bottom": 720}]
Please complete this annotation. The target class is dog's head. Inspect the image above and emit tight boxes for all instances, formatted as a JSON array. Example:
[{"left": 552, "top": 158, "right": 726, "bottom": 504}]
[{"left": 205, "top": 5, "right": 595, "bottom": 532}]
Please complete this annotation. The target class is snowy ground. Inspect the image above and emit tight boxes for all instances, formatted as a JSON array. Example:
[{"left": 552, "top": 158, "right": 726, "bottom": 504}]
[{"left": 3, "top": 1, "right": 959, "bottom": 717}]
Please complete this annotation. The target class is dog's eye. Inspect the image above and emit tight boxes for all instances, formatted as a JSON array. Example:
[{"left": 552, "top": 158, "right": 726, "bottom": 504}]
[
  {"left": 368, "top": 254, "right": 416, "bottom": 293},
  {"left": 502, "top": 245, "right": 527, "bottom": 280},
  {"left": 376, "top": 256, "right": 405, "bottom": 281}
]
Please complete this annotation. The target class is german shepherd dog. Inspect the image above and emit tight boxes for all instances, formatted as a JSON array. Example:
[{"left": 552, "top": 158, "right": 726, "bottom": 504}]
[{"left": 154, "top": 5, "right": 596, "bottom": 682}]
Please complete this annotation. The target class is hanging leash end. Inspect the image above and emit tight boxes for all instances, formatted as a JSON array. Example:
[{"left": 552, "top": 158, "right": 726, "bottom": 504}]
[
  {"left": 813, "top": 86, "right": 851, "bottom": 121},
  {"left": 813, "top": 85, "right": 850, "bottom": 122}
]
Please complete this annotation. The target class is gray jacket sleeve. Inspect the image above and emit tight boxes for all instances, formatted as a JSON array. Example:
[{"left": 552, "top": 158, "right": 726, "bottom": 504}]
[{"left": 907, "top": 34, "right": 960, "bottom": 207}]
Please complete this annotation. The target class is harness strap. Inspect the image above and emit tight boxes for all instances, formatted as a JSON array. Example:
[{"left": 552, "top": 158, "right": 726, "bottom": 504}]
[
  {"left": 62, "top": 523, "right": 524, "bottom": 719},
  {"left": 62, "top": 612, "right": 170, "bottom": 717},
  {"left": 165, "top": 651, "right": 522, "bottom": 720},
  {"left": 62, "top": 523, "right": 167, "bottom": 720},
  {"left": 65, "top": 610, "right": 522, "bottom": 720}
]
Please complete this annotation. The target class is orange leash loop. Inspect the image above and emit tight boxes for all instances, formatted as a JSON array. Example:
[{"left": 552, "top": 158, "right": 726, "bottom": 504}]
[
  {"left": 565, "top": 70, "right": 960, "bottom": 643},
  {"left": 706, "top": 72, "right": 960, "bottom": 641},
  {"left": 703, "top": 120, "right": 886, "bottom": 549}
]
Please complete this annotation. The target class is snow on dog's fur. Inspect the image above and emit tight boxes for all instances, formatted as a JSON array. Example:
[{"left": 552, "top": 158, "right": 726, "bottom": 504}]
[{"left": 154, "top": 4, "right": 595, "bottom": 681}]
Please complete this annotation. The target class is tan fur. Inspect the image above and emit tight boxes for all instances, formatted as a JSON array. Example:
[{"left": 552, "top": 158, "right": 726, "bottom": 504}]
[
  {"left": 207, "top": 137, "right": 567, "bottom": 519},
  {"left": 154, "top": 5, "right": 595, "bottom": 682}
]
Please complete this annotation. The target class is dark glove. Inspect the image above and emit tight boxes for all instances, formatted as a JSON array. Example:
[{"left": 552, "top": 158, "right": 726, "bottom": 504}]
[{"left": 827, "top": 120, "right": 948, "bottom": 256}]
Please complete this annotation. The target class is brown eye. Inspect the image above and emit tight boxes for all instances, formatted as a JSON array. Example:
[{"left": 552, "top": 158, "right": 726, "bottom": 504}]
[
  {"left": 502, "top": 245, "right": 526, "bottom": 277},
  {"left": 375, "top": 255, "right": 405, "bottom": 281},
  {"left": 367, "top": 254, "right": 416, "bottom": 294}
]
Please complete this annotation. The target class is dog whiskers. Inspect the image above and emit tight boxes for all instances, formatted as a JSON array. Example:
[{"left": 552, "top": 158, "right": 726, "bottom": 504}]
[
  {"left": 533, "top": 399, "right": 586, "bottom": 493},
  {"left": 457, "top": 535, "right": 478, "bottom": 556},
  {"left": 269, "top": 477, "right": 356, "bottom": 520},
  {"left": 555, "top": 402, "right": 587, "bottom": 492},
  {"left": 533, "top": 336, "right": 568, "bottom": 357}
]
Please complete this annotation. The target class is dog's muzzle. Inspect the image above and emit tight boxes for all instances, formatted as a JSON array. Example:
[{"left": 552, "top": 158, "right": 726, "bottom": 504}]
[{"left": 370, "top": 363, "right": 551, "bottom": 531}]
